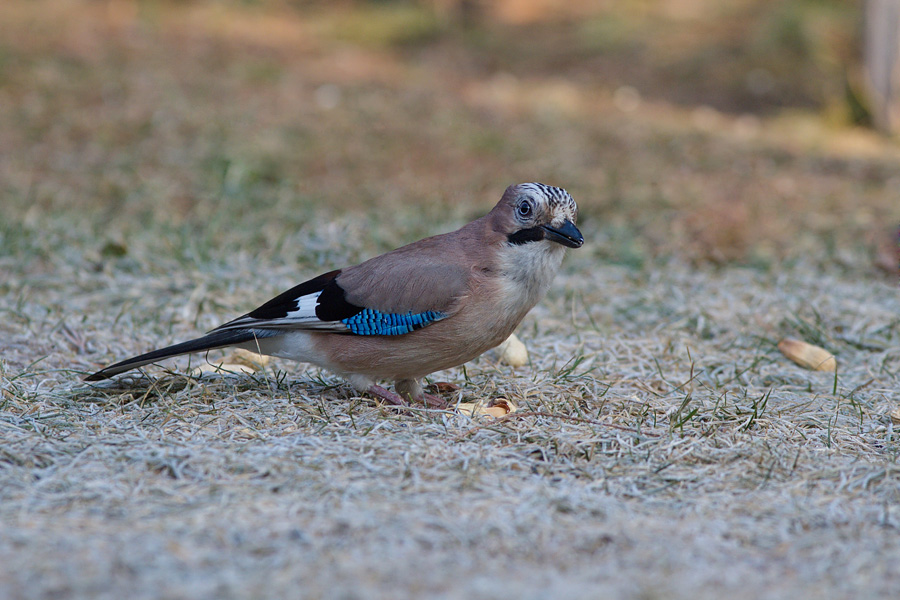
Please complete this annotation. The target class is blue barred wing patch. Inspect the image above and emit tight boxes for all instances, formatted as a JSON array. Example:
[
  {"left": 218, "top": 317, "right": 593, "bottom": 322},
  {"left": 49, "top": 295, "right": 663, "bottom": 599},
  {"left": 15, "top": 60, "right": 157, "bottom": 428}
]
[{"left": 342, "top": 309, "right": 445, "bottom": 336}]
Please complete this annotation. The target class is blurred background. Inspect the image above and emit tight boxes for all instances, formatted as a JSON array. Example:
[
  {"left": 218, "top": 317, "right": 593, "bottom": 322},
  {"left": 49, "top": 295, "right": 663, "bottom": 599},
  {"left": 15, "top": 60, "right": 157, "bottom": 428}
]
[{"left": 1, "top": 0, "right": 898, "bottom": 275}]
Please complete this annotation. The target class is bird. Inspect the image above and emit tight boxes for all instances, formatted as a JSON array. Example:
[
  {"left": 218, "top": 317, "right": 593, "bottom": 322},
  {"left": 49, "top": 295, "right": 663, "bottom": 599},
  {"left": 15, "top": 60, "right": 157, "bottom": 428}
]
[{"left": 85, "top": 182, "right": 584, "bottom": 407}]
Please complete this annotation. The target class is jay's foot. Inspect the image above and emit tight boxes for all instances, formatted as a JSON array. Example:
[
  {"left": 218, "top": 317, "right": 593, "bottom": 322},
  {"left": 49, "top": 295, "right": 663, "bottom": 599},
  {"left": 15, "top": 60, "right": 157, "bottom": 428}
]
[{"left": 366, "top": 385, "right": 450, "bottom": 410}]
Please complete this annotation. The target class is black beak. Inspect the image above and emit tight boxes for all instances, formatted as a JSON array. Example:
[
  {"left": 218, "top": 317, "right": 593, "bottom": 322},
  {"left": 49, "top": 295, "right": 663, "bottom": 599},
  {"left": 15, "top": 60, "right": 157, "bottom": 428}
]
[{"left": 541, "top": 220, "right": 583, "bottom": 248}]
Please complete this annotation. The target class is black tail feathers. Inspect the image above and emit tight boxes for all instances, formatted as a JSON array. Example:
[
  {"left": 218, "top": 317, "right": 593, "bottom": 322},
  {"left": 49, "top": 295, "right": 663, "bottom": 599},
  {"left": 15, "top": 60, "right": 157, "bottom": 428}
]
[{"left": 84, "top": 329, "right": 267, "bottom": 381}]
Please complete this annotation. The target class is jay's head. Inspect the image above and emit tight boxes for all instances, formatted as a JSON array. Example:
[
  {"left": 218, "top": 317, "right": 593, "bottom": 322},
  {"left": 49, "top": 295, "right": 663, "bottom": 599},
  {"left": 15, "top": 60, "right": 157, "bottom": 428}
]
[{"left": 498, "top": 183, "right": 584, "bottom": 249}]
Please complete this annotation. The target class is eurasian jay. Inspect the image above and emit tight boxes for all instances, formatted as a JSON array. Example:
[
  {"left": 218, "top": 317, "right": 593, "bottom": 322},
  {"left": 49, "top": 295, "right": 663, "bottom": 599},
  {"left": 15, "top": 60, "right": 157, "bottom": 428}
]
[{"left": 85, "top": 182, "right": 584, "bottom": 407}]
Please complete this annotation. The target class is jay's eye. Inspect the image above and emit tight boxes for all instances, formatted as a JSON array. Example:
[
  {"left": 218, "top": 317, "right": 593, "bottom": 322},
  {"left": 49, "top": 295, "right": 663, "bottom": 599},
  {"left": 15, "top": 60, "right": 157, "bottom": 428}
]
[{"left": 516, "top": 201, "right": 532, "bottom": 218}]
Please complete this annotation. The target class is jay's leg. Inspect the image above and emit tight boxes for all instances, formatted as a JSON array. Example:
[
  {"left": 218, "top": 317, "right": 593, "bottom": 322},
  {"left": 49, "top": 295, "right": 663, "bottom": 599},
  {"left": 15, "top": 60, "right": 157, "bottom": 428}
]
[
  {"left": 396, "top": 379, "right": 450, "bottom": 409},
  {"left": 366, "top": 384, "right": 447, "bottom": 409},
  {"left": 367, "top": 384, "right": 409, "bottom": 407}
]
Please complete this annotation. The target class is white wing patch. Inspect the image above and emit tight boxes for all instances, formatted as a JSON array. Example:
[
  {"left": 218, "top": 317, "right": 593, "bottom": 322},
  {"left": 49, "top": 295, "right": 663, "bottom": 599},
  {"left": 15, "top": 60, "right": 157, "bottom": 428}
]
[
  {"left": 214, "top": 291, "right": 350, "bottom": 332},
  {"left": 287, "top": 291, "right": 323, "bottom": 323}
]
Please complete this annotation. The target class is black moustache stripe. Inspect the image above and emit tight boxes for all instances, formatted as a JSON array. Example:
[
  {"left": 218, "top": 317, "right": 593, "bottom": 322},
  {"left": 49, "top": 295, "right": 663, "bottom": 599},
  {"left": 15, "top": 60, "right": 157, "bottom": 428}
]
[{"left": 507, "top": 227, "right": 546, "bottom": 245}]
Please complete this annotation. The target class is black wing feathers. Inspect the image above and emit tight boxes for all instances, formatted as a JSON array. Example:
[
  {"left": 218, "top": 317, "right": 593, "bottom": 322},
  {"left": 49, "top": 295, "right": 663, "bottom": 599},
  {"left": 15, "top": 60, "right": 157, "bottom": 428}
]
[
  {"left": 246, "top": 269, "right": 342, "bottom": 321},
  {"left": 315, "top": 277, "right": 365, "bottom": 321},
  {"left": 244, "top": 268, "right": 365, "bottom": 323}
]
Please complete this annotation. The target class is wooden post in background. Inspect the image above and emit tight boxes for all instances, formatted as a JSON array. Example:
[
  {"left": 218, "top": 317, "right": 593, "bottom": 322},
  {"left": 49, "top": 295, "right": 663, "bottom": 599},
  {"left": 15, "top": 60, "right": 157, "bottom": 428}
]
[{"left": 865, "top": 0, "right": 900, "bottom": 133}]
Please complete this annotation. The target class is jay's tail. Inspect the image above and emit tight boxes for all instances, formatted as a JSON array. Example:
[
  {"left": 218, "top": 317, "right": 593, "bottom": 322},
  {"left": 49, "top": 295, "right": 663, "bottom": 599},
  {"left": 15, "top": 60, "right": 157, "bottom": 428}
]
[{"left": 84, "top": 329, "right": 269, "bottom": 381}]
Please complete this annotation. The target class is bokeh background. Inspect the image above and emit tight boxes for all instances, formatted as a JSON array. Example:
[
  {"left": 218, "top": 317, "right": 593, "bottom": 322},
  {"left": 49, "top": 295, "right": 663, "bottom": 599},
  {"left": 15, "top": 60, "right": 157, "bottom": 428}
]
[{"left": 2, "top": 0, "right": 897, "bottom": 272}]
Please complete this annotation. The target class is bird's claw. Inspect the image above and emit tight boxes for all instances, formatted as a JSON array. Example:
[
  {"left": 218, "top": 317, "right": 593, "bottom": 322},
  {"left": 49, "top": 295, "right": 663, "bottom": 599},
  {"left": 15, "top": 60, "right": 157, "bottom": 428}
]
[{"left": 366, "top": 385, "right": 450, "bottom": 410}]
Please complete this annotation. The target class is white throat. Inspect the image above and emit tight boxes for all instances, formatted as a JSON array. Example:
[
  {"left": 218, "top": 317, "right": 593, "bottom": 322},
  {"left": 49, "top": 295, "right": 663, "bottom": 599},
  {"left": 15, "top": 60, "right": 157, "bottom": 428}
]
[{"left": 496, "top": 242, "right": 566, "bottom": 318}]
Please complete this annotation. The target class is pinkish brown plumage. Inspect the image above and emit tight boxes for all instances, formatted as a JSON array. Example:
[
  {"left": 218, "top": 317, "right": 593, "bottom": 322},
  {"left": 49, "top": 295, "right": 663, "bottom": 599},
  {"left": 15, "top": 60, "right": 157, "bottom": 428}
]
[{"left": 85, "top": 183, "right": 583, "bottom": 406}]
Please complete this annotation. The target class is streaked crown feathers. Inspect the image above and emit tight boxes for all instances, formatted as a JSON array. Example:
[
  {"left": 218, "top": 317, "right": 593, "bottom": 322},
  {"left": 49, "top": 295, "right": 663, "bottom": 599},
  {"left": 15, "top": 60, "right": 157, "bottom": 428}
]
[{"left": 514, "top": 182, "right": 578, "bottom": 225}]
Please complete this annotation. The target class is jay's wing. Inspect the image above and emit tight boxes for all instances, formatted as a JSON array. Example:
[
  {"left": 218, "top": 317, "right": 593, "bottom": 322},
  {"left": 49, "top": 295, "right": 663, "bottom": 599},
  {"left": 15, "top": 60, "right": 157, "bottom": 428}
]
[{"left": 213, "top": 253, "right": 471, "bottom": 336}]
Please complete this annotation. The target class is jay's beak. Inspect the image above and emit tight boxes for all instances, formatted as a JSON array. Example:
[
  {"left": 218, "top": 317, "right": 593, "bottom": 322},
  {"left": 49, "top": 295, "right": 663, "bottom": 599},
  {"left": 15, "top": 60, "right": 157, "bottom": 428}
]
[{"left": 541, "top": 220, "right": 584, "bottom": 248}]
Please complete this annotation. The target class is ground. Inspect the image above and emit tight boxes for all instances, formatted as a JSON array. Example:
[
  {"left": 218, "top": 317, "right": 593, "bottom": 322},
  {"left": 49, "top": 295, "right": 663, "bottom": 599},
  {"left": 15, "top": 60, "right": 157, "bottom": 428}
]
[{"left": 1, "top": 1, "right": 899, "bottom": 598}]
